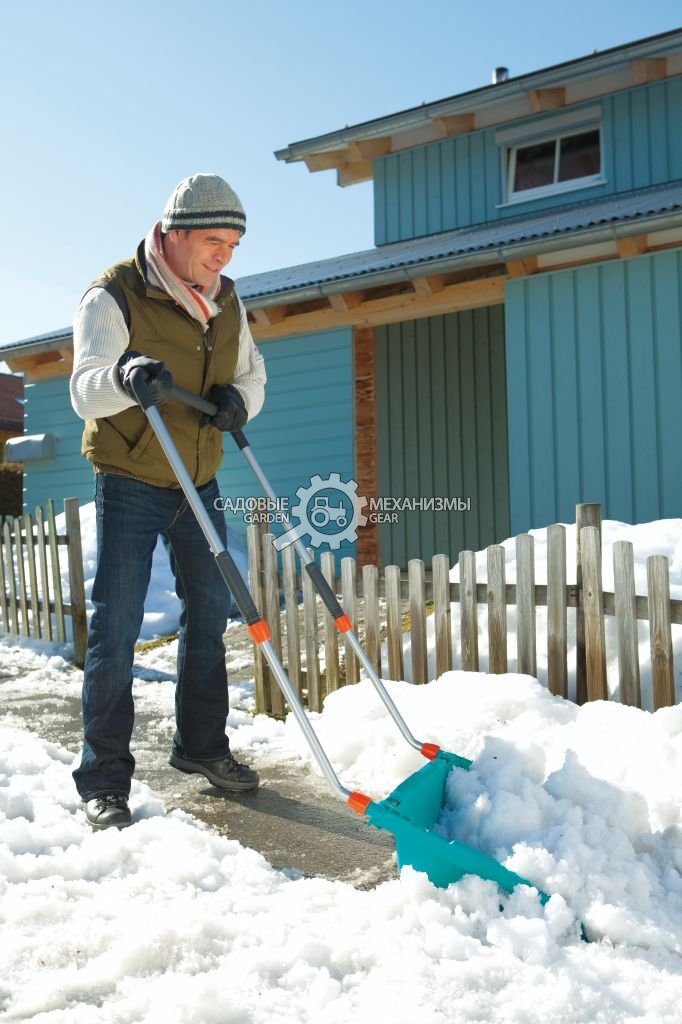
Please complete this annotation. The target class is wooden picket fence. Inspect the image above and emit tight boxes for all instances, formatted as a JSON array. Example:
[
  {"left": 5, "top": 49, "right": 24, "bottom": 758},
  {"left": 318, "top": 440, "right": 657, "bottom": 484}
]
[
  {"left": 247, "top": 503, "right": 681, "bottom": 716},
  {"left": 0, "top": 497, "right": 87, "bottom": 666}
]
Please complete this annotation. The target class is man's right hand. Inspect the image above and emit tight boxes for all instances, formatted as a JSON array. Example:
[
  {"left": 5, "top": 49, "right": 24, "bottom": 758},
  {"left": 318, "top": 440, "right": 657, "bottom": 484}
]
[{"left": 117, "top": 351, "right": 173, "bottom": 406}]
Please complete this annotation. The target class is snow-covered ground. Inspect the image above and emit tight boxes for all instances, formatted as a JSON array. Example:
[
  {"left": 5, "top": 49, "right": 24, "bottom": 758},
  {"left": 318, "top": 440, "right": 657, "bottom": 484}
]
[{"left": 2, "top": 513, "right": 682, "bottom": 1022}]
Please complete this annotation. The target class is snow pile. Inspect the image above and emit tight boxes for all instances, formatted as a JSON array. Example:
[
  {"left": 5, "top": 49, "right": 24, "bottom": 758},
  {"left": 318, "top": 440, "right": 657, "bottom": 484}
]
[{"left": 3, "top": 685, "right": 682, "bottom": 1023}]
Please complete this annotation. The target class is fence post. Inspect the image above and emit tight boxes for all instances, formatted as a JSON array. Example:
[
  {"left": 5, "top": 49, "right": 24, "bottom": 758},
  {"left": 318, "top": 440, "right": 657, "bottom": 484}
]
[
  {"left": 247, "top": 524, "right": 270, "bottom": 714},
  {"left": 281, "top": 543, "right": 302, "bottom": 699},
  {"left": 432, "top": 553, "right": 452, "bottom": 677},
  {"left": 516, "top": 534, "right": 536, "bottom": 678},
  {"left": 0, "top": 516, "right": 8, "bottom": 632},
  {"left": 580, "top": 525, "right": 608, "bottom": 701},
  {"left": 459, "top": 550, "right": 478, "bottom": 671},
  {"left": 262, "top": 533, "right": 285, "bottom": 717},
  {"left": 487, "top": 545, "right": 507, "bottom": 674},
  {"left": 613, "top": 540, "right": 640, "bottom": 707},
  {"left": 385, "top": 565, "right": 404, "bottom": 681},
  {"left": 408, "top": 559, "right": 427, "bottom": 684},
  {"left": 341, "top": 557, "right": 359, "bottom": 684},
  {"left": 303, "top": 551, "right": 322, "bottom": 711},
  {"left": 63, "top": 499, "right": 87, "bottom": 667},
  {"left": 35, "top": 506, "right": 53, "bottom": 641},
  {"left": 576, "top": 503, "right": 602, "bottom": 704},
  {"left": 13, "top": 519, "right": 28, "bottom": 636},
  {"left": 46, "top": 500, "right": 66, "bottom": 643},
  {"left": 647, "top": 555, "right": 675, "bottom": 709},
  {"left": 23, "top": 513, "right": 41, "bottom": 640},
  {"left": 3, "top": 519, "right": 18, "bottom": 635},
  {"left": 321, "top": 552, "right": 340, "bottom": 693},
  {"left": 547, "top": 524, "right": 567, "bottom": 697},
  {"left": 362, "top": 563, "right": 381, "bottom": 675}
]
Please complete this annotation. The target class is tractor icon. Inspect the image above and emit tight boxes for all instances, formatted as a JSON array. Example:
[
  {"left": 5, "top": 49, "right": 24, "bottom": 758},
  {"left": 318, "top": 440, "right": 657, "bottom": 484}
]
[{"left": 309, "top": 495, "right": 348, "bottom": 529}]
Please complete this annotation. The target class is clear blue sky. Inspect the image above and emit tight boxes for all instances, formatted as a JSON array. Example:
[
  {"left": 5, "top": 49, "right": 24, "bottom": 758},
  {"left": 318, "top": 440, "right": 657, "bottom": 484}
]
[{"left": 1, "top": 0, "right": 680, "bottom": 348}]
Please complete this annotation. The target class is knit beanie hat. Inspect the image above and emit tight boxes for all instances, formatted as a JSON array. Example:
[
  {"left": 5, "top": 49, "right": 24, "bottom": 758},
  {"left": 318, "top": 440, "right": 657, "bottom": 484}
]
[{"left": 161, "top": 173, "right": 246, "bottom": 235}]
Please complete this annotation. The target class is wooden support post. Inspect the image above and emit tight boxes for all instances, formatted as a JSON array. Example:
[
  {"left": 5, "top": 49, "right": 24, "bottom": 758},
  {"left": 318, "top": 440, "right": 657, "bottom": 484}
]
[
  {"left": 321, "top": 552, "right": 340, "bottom": 692},
  {"left": 576, "top": 503, "right": 602, "bottom": 704},
  {"left": 385, "top": 565, "right": 404, "bottom": 681},
  {"left": 547, "top": 525, "right": 567, "bottom": 697},
  {"left": 516, "top": 534, "right": 537, "bottom": 678},
  {"left": 580, "top": 526, "right": 608, "bottom": 701},
  {"left": 0, "top": 516, "right": 8, "bottom": 632},
  {"left": 408, "top": 559, "right": 427, "bottom": 684},
  {"left": 341, "top": 557, "right": 359, "bottom": 684},
  {"left": 13, "top": 519, "right": 28, "bottom": 636},
  {"left": 362, "top": 563, "right": 380, "bottom": 674},
  {"left": 23, "top": 513, "right": 41, "bottom": 640},
  {"left": 281, "top": 543, "right": 302, "bottom": 699},
  {"left": 486, "top": 545, "right": 507, "bottom": 674},
  {"left": 647, "top": 555, "right": 675, "bottom": 709},
  {"left": 432, "top": 553, "right": 452, "bottom": 678},
  {"left": 262, "top": 534, "right": 285, "bottom": 717},
  {"left": 459, "top": 551, "right": 478, "bottom": 671},
  {"left": 613, "top": 541, "right": 641, "bottom": 707},
  {"left": 46, "top": 500, "right": 66, "bottom": 643},
  {"left": 247, "top": 524, "right": 270, "bottom": 714},
  {"left": 64, "top": 499, "right": 88, "bottom": 667},
  {"left": 3, "top": 519, "right": 18, "bottom": 635},
  {"left": 35, "top": 506, "right": 52, "bottom": 641},
  {"left": 302, "top": 552, "right": 322, "bottom": 711}
]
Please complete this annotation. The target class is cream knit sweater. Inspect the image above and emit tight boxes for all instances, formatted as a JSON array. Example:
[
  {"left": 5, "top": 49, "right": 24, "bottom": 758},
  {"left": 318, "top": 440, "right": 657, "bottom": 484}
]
[{"left": 70, "top": 287, "right": 266, "bottom": 422}]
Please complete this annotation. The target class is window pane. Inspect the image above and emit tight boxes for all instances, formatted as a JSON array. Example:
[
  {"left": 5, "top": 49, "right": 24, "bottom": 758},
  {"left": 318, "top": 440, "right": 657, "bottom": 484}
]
[
  {"left": 513, "top": 140, "right": 556, "bottom": 191},
  {"left": 558, "top": 130, "right": 600, "bottom": 182}
]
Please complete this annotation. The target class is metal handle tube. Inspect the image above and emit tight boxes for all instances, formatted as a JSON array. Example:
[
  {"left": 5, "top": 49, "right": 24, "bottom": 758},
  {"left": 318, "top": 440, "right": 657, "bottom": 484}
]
[
  {"left": 139, "top": 404, "right": 351, "bottom": 802},
  {"left": 168, "top": 382, "right": 426, "bottom": 755},
  {"left": 261, "top": 639, "right": 350, "bottom": 801}
]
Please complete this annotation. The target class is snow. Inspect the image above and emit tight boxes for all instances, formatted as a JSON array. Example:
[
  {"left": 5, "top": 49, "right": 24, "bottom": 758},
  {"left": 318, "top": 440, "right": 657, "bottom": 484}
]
[{"left": 2, "top": 516, "right": 682, "bottom": 1022}]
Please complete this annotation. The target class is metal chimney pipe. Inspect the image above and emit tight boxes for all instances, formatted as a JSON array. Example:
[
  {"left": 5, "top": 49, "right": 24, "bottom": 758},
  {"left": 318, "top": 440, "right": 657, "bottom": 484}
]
[{"left": 492, "top": 66, "right": 510, "bottom": 84}]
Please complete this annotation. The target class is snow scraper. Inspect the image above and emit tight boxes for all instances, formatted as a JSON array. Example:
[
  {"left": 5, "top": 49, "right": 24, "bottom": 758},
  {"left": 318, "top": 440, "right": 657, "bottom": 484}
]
[{"left": 132, "top": 373, "right": 552, "bottom": 904}]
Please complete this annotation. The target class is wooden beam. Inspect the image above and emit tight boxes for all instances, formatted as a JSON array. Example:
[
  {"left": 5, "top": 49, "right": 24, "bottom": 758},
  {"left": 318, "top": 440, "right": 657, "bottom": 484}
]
[
  {"left": 617, "top": 235, "right": 649, "bottom": 259},
  {"left": 337, "top": 160, "right": 373, "bottom": 186},
  {"left": 505, "top": 256, "right": 539, "bottom": 279},
  {"left": 527, "top": 87, "right": 566, "bottom": 112},
  {"left": 249, "top": 275, "right": 505, "bottom": 341},
  {"left": 632, "top": 58, "right": 668, "bottom": 84},
  {"left": 348, "top": 137, "right": 393, "bottom": 160},
  {"left": 411, "top": 275, "right": 445, "bottom": 297},
  {"left": 328, "top": 292, "right": 361, "bottom": 312},
  {"left": 251, "top": 306, "right": 286, "bottom": 327},
  {"left": 431, "top": 113, "right": 475, "bottom": 139},
  {"left": 304, "top": 148, "right": 352, "bottom": 172}
]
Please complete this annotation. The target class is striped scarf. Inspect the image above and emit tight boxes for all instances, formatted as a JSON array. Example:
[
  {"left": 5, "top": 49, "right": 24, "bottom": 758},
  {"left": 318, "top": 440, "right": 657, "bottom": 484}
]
[{"left": 144, "top": 222, "right": 221, "bottom": 327}]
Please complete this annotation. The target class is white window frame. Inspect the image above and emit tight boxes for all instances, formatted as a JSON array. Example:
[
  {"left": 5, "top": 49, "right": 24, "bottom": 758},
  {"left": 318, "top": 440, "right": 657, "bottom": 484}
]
[{"left": 496, "top": 106, "right": 606, "bottom": 206}]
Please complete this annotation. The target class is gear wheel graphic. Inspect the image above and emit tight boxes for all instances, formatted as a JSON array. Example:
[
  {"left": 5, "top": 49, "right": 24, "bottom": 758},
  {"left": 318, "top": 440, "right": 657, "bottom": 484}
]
[{"left": 290, "top": 472, "right": 368, "bottom": 550}]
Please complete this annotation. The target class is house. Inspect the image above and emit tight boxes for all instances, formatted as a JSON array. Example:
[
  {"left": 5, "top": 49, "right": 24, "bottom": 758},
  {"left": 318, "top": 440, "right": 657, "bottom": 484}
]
[
  {"left": 2, "top": 28, "right": 682, "bottom": 568},
  {"left": 0, "top": 373, "right": 24, "bottom": 517}
]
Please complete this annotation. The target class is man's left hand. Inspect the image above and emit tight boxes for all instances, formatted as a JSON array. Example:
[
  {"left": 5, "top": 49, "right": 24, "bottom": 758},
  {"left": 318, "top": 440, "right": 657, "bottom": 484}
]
[{"left": 201, "top": 384, "right": 248, "bottom": 432}]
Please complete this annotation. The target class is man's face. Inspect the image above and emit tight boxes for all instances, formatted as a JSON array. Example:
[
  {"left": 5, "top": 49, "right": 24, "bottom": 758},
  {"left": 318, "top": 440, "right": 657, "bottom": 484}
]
[{"left": 162, "top": 228, "right": 241, "bottom": 290}]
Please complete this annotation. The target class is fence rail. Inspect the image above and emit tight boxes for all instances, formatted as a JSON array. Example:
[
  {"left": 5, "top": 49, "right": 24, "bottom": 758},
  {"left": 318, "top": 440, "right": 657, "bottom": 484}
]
[
  {"left": 247, "top": 503, "right": 681, "bottom": 716},
  {"left": 0, "top": 497, "right": 87, "bottom": 666}
]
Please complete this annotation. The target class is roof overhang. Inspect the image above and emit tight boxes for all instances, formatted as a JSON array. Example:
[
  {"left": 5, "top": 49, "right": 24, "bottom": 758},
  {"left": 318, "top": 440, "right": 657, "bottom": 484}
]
[{"left": 275, "top": 30, "right": 682, "bottom": 186}]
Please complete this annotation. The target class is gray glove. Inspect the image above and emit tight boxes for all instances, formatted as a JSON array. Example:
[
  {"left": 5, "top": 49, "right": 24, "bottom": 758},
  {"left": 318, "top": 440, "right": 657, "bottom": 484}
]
[
  {"left": 201, "top": 384, "right": 248, "bottom": 432},
  {"left": 117, "top": 351, "right": 173, "bottom": 407}
]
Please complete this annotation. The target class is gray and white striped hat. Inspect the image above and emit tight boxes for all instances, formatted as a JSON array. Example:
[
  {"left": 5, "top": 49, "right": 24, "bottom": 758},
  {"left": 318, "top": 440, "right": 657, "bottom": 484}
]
[{"left": 161, "top": 173, "right": 246, "bottom": 235}]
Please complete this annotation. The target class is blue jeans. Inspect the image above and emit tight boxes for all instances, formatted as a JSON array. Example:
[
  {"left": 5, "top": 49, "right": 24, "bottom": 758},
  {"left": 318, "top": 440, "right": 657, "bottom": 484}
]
[{"left": 73, "top": 473, "right": 233, "bottom": 800}]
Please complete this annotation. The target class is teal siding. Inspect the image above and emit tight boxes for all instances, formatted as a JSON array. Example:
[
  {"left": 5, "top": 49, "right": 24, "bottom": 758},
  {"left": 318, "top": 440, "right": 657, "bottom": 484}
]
[
  {"left": 375, "top": 77, "right": 682, "bottom": 243},
  {"left": 23, "top": 376, "right": 94, "bottom": 511},
  {"left": 215, "top": 327, "right": 355, "bottom": 555},
  {"left": 376, "top": 308, "right": 509, "bottom": 566},
  {"left": 505, "top": 249, "right": 682, "bottom": 533}
]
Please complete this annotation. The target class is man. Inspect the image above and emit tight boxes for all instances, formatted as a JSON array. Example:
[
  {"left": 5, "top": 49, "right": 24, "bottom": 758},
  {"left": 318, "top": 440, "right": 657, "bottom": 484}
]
[{"left": 70, "top": 173, "right": 266, "bottom": 831}]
